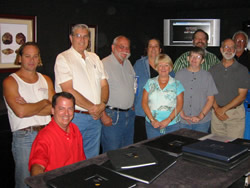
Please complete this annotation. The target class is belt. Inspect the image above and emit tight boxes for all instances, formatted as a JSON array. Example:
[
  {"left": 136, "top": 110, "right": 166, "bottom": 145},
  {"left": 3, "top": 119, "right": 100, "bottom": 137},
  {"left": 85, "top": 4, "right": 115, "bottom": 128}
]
[
  {"left": 20, "top": 125, "right": 45, "bottom": 132},
  {"left": 106, "top": 106, "right": 130, "bottom": 112},
  {"left": 74, "top": 110, "right": 90, "bottom": 115}
]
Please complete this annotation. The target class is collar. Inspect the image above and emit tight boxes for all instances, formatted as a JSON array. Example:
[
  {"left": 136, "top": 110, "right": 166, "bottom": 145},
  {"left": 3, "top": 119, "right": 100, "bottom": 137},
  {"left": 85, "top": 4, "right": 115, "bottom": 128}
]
[
  {"left": 220, "top": 59, "right": 239, "bottom": 69},
  {"left": 70, "top": 46, "right": 88, "bottom": 59},
  {"left": 51, "top": 117, "right": 72, "bottom": 134},
  {"left": 111, "top": 53, "right": 127, "bottom": 65}
]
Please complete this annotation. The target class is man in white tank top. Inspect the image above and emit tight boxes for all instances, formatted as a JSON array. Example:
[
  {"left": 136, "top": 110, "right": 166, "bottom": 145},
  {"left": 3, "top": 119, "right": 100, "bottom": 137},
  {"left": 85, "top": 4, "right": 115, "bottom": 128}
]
[{"left": 3, "top": 42, "right": 55, "bottom": 188}]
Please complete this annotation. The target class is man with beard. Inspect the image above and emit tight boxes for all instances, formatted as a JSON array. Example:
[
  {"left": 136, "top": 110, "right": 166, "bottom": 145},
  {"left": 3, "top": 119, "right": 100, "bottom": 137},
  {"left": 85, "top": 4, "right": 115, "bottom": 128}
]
[
  {"left": 173, "top": 29, "right": 220, "bottom": 73},
  {"left": 209, "top": 39, "right": 250, "bottom": 138},
  {"left": 101, "top": 36, "right": 135, "bottom": 153},
  {"left": 54, "top": 24, "right": 109, "bottom": 159},
  {"left": 232, "top": 30, "right": 250, "bottom": 71}
]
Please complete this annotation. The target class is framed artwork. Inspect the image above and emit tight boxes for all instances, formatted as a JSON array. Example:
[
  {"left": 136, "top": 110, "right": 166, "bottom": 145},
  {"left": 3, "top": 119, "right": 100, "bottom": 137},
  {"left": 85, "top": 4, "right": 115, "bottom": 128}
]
[
  {"left": 69, "top": 24, "right": 98, "bottom": 53},
  {"left": 0, "top": 14, "right": 37, "bottom": 72}
]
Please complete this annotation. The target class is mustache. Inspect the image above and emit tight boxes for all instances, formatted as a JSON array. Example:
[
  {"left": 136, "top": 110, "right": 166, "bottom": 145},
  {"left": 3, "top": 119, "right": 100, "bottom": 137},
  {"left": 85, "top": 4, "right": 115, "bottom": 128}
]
[{"left": 117, "top": 52, "right": 131, "bottom": 60}]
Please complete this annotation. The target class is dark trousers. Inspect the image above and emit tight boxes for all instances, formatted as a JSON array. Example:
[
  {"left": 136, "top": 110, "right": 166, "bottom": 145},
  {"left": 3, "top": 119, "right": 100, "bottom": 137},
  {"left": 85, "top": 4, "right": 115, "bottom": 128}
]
[{"left": 133, "top": 116, "right": 147, "bottom": 143}]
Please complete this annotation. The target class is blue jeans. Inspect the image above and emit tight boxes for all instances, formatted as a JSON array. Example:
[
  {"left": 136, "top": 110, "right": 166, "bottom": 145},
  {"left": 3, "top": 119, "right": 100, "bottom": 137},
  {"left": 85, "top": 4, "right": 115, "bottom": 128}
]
[
  {"left": 101, "top": 108, "right": 135, "bottom": 153},
  {"left": 72, "top": 113, "right": 102, "bottom": 159},
  {"left": 145, "top": 120, "right": 181, "bottom": 139},
  {"left": 12, "top": 130, "right": 38, "bottom": 188},
  {"left": 179, "top": 121, "right": 211, "bottom": 133}
]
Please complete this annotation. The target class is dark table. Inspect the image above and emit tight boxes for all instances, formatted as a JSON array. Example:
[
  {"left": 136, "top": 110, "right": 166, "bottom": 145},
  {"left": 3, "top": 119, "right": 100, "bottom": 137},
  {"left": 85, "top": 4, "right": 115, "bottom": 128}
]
[{"left": 25, "top": 129, "right": 250, "bottom": 188}]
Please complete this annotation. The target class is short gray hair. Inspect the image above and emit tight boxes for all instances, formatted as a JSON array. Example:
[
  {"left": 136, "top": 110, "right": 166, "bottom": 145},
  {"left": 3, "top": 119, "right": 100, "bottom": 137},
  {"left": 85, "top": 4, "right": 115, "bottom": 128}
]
[
  {"left": 112, "top": 35, "right": 130, "bottom": 45},
  {"left": 232, "top": 30, "right": 248, "bottom": 44},
  {"left": 71, "top": 24, "right": 90, "bottom": 36}
]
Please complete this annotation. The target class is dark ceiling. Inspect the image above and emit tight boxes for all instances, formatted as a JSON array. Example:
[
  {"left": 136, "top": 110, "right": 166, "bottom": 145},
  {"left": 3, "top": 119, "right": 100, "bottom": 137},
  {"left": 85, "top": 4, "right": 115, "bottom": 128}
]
[{"left": 89, "top": 0, "right": 249, "bottom": 9}]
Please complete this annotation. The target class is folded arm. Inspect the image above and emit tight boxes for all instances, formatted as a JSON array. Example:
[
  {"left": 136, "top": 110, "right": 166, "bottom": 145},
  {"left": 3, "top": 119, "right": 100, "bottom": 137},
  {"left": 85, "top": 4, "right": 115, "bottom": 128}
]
[{"left": 3, "top": 76, "right": 53, "bottom": 118}]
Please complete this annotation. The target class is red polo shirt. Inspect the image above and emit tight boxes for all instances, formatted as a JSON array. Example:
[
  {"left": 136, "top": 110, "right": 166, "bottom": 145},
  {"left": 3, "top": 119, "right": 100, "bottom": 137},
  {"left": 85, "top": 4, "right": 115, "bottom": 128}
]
[{"left": 29, "top": 118, "right": 86, "bottom": 172}]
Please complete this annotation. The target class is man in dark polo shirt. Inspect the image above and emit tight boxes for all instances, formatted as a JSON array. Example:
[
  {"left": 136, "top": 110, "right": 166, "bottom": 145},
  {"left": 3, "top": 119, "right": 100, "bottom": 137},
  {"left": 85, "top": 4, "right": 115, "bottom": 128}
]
[{"left": 209, "top": 38, "right": 250, "bottom": 138}]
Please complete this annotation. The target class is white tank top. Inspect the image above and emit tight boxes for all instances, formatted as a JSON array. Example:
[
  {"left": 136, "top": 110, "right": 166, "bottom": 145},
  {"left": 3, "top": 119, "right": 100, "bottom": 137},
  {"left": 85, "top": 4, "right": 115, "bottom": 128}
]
[{"left": 5, "top": 73, "right": 51, "bottom": 132}]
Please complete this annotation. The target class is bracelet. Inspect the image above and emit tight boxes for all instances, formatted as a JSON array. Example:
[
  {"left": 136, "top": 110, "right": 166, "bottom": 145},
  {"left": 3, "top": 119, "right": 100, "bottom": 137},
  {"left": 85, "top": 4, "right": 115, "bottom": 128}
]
[
  {"left": 169, "top": 116, "right": 173, "bottom": 121},
  {"left": 150, "top": 118, "right": 155, "bottom": 123},
  {"left": 201, "top": 112, "right": 206, "bottom": 117}
]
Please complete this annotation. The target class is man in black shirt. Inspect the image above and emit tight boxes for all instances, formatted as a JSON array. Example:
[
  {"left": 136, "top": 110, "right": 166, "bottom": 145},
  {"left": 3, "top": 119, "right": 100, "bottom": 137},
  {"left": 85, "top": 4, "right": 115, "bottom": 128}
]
[{"left": 232, "top": 30, "right": 250, "bottom": 71}]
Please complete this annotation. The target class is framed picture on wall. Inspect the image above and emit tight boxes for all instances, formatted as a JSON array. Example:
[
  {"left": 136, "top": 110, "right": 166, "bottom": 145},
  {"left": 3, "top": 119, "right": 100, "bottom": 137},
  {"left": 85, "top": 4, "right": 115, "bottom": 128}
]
[
  {"left": 0, "top": 14, "right": 37, "bottom": 72},
  {"left": 69, "top": 24, "right": 98, "bottom": 53}
]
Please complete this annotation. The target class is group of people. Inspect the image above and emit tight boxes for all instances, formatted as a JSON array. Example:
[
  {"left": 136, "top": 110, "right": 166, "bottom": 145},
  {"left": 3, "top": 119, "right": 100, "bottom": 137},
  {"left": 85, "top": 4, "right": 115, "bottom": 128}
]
[{"left": 2, "top": 23, "right": 250, "bottom": 188}]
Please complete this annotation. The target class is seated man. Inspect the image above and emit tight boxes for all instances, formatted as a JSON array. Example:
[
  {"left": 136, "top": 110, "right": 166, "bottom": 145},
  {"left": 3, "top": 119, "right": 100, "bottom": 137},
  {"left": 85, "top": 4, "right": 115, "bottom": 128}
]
[{"left": 29, "top": 92, "right": 86, "bottom": 176}]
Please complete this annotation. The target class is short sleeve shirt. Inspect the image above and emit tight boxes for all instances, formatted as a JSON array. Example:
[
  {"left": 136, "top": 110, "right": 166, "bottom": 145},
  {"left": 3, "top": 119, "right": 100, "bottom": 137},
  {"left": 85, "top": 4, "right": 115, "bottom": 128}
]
[
  {"left": 54, "top": 47, "right": 107, "bottom": 111},
  {"left": 102, "top": 53, "right": 135, "bottom": 109},
  {"left": 143, "top": 76, "right": 185, "bottom": 125},
  {"left": 29, "top": 118, "right": 86, "bottom": 172},
  {"left": 209, "top": 60, "right": 250, "bottom": 106},
  {"left": 175, "top": 68, "right": 218, "bottom": 124}
]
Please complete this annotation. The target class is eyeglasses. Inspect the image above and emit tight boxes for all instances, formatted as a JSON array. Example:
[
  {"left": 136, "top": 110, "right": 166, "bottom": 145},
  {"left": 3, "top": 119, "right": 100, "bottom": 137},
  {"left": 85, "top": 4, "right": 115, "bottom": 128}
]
[
  {"left": 73, "top": 34, "right": 89, "bottom": 39},
  {"left": 148, "top": 45, "right": 160, "bottom": 49},
  {"left": 236, "top": 39, "right": 246, "bottom": 43},
  {"left": 190, "top": 55, "right": 202, "bottom": 60},
  {"left": 115, "top": 44, "right": 130, "bottom": 51},
  {"left": 223, "top": 46, "right": 235, "bottom": 50}
]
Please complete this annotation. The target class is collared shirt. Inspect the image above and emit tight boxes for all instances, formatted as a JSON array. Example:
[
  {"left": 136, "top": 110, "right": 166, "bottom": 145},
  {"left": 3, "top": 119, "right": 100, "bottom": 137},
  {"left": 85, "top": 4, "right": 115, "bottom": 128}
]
[
  {"left": 54, "top": 47, "right": 107, "bottom": 111},
  {"left": 29, "top": 118, "right": 86, "bottom": 172},
  {"left": 209, "top": 60, "right": 250, "bottom": 106},
  {"left": 173, "top": 50, "right": 220, "bottom": 73},
  {"left": 175, "top": 68, "right": 218, "bottom": 124},
  {"left": 102, "top": 53, "right": 135, "bottom": 109},
  {"left": 143, "top": 76, "right": 185, "bottom": 125}
]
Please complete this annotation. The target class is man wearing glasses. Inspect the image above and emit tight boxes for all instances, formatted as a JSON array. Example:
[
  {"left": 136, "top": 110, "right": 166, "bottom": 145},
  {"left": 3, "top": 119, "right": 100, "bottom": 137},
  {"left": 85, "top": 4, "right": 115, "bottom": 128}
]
[
  {"left": 101, "top": 36, "right": 135, "bottom": 153},
  {"left": 209, "top": 39, "right": 250, "bottom": 138},
  {"left": 54, "top": 24, "right": 109, "bottom": 159},
  {"left": 232, "top": 30, "right": 249, "bottom": 71}
]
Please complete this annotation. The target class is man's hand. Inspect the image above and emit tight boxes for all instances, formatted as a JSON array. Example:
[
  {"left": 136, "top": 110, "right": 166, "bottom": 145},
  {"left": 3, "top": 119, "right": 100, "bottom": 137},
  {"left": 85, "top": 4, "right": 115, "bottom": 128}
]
[
  {"left": 88, "top": 103, "right": 106, "bottom": 120},
  {"left": 101, "top": 111, "right": 112, "bottom": 126},
  {"left": 15, "top": 96, "right": 27, "bottom": 104},
  {"left": 215, "top": 111, "right": 229, "bottom": 121},
  {"left": 215, "top": 107, "right": 226, "bottom": 117}
]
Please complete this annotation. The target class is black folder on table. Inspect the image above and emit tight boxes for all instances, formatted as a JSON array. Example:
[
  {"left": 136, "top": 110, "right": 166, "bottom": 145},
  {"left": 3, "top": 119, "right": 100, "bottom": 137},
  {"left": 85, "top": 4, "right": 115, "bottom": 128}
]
[
  {"left": 143, "top": 133, "right": 199, "bottom": 157},
  {"left": 230, "top": 138, "right": 250, "bottom": 151},
  {"left": 102, "top": 147, "right": 177, "bottom": 184},
  {"left": 182, "top": 150, "right": 250, "bottom": 171},
  {"left": 107, "top": 146, "right": 157, "bottom": 170},
  {"left": 182, "top": 139, "right": 249, "bottom": 162},
  {"left": 46, "top": 164, "right": 137, "bottom": 188}
]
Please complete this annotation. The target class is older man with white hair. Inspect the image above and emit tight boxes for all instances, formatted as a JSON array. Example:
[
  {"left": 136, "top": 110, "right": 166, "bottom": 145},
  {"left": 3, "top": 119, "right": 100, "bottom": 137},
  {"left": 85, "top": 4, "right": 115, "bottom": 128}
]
[
  {"left": 232, "top": 30, "right": 249, "bottom": 71},
  {"left": 209, "top": 39, "right": 250, "bottom": 138},
  {"left": 101, "top": 35, "right": 135, "bottom": 153}
]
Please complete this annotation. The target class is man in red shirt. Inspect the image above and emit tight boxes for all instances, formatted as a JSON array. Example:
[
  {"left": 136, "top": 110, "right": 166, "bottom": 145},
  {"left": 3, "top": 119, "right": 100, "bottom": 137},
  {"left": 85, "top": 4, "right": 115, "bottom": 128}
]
[{"left": 29, "top": 92, "right": 86, "bottom": 176}]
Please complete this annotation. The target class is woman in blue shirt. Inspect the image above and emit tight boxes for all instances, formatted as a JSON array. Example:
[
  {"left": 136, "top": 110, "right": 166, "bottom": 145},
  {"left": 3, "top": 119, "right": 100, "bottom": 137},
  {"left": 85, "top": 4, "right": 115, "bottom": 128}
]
[
  {"left": 133, "top": 39, "right": 175, "bottom": 142},
  {"left": 142, "top": 54, "right": 184, "bottom": 139}
]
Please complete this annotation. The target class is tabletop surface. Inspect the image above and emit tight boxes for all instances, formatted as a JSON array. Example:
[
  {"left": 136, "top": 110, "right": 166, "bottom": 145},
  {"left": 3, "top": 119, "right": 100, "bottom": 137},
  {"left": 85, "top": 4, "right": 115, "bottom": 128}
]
[{"left": 25, "top": 129, "right": 250, "bottom": 188}]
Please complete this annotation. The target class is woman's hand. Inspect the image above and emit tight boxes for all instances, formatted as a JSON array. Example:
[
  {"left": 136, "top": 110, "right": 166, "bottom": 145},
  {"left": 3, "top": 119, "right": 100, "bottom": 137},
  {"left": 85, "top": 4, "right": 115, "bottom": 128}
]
[
  {"left": 159, "top": 117, "right": 171, "bottom": 129},
  {"left": 151, "top": 120, "right": 162, "bottom": 129},
  {"left": 190, "top": 116, "right": 201, "bottom": 123}
]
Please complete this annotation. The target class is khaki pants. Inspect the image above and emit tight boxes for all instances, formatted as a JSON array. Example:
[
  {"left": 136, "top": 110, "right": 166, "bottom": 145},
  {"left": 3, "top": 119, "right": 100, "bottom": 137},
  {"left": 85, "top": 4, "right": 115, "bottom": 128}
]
[{"left": 211, "top": 104, "right": 245, "bottom": 138}]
